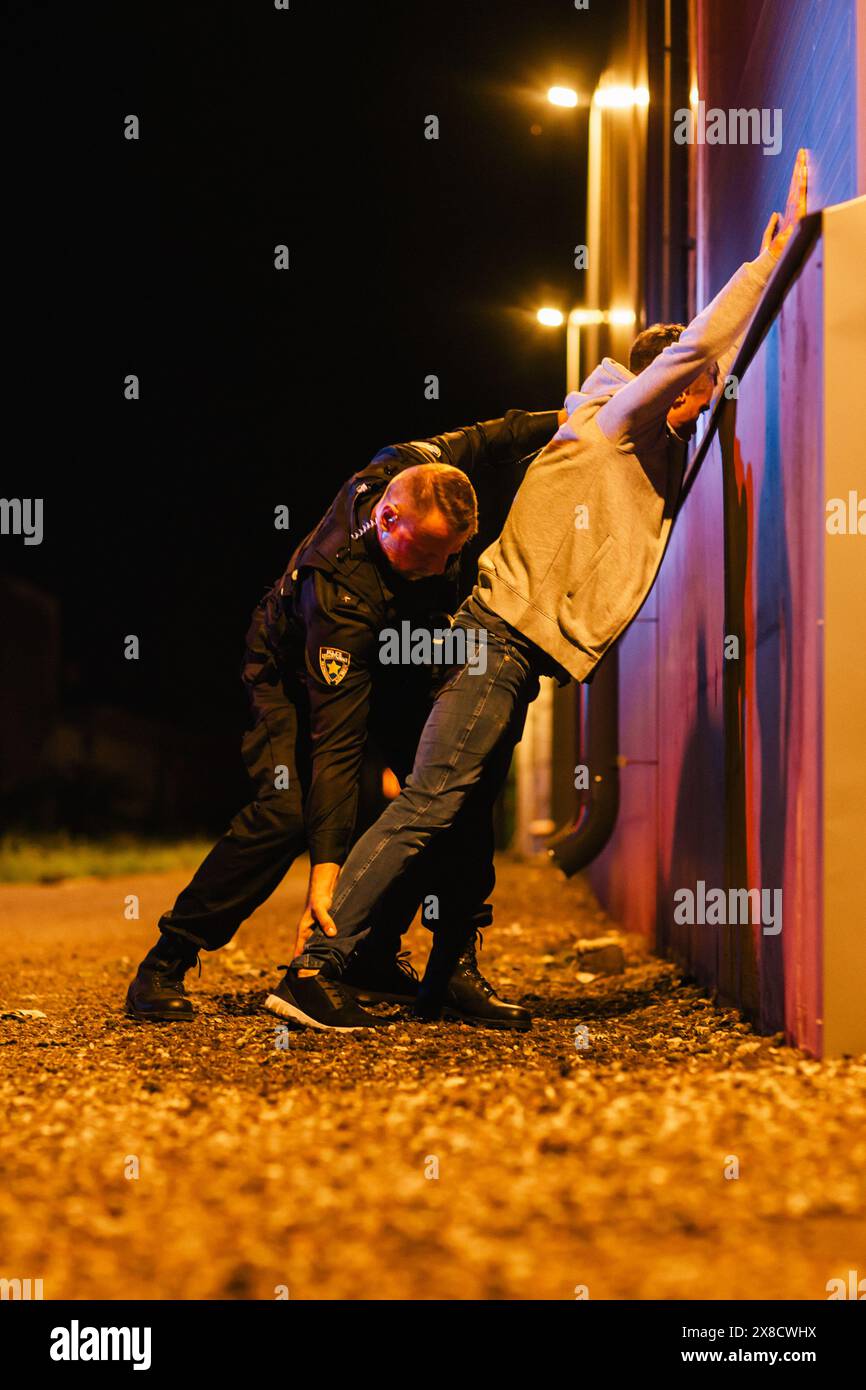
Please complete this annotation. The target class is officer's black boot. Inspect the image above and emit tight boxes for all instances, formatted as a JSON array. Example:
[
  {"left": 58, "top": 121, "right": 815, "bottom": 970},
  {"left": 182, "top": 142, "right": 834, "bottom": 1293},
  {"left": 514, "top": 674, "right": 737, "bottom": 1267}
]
[
  {"left": 417, "top": 926, "right": 532, "bottom": 1030},
  {"left": 125, "top": 934, "right": 199, "bottom": 1022},
  {"left": 443, "top": 932, "right": 532, "bottom": 1030}
]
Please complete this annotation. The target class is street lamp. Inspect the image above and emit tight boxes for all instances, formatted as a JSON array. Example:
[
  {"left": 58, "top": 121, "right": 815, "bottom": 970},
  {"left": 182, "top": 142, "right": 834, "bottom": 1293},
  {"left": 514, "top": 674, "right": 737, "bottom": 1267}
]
[
  {"left": 567, "top": 310, "right": 601, "bottom": 388},
  {"left": 593, "top": 85, "right": 649, "bottom": 109},
  {"left": 547, "top": 85, "right": 579, "bottom": 108},
  {"left": 537, "top": 306, "right": 637, "bottom": 393}
]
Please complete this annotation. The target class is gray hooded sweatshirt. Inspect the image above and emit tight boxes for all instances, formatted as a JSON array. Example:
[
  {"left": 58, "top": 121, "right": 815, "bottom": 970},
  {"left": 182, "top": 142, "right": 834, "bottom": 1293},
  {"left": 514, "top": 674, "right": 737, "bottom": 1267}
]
[{"left": 474, "top": 247, "right": 777, "bottom": 680}]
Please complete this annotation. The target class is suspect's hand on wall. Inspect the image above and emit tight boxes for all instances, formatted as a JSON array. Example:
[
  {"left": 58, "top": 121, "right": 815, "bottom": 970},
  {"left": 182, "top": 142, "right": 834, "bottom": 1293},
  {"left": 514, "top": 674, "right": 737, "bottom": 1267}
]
[{"left": 763, "top": 148, "right": 809, "bottom": 262}]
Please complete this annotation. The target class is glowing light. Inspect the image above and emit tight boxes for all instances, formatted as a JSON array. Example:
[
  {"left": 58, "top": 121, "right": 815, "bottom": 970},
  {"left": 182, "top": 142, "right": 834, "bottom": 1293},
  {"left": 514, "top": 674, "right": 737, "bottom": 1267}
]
[
  {"left": 569, "top": 308, "right": 604, "bottom": 326},
  {"left": 537, "top": 306, "right": 636, "bottom": 332},
  {"left": 607, "top": 307, "right": 637, "bottom": 327},
  {"left": 548, "top": 86, "right": 579, "bottom": 107},
  {"left": 690, "top": 84, "right": 699, "bottom": 105},
  {"left": 594, "top": 85, "right": 649, "bottom": 109}
]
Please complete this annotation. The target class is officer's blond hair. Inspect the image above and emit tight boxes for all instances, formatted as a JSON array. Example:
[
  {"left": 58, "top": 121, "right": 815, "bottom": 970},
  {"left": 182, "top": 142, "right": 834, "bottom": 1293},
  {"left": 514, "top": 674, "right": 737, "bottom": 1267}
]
[{"left": 384, "top": 464, "right": 478, "bottom": 539}]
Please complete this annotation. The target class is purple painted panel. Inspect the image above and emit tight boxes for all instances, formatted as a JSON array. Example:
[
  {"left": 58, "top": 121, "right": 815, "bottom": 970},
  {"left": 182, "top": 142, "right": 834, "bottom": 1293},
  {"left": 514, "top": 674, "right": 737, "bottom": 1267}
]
[
  {"left": 721, "top": 254, "right": 824, "bottom": 1051},
  {"left": 590, "top": 764, "right": 658, "bottom": 941},
  {"left": 696, "top": 0, "right": 857, "bottom": 298},
  {"left": 592, "top": 245, "right": 825, "bottom": 1050},
  {"left": 589, "top": 616, "right": 658, "bottom": 940},
  {"left": 586, "top": 0, "right": 855, "bottom": 1053},
  {"left": 655, "top": 428, "right": 727, "bottom": 989}
]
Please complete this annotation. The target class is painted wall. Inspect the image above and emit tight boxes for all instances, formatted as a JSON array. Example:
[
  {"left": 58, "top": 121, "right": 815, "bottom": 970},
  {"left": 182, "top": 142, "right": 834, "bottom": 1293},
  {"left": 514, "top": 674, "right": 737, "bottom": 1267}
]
[
  {"left": 653, "top": 250, "right": 824, "bottom": 1051},
  {"left": 588, "top": 0, "right": 864, "bottom": 1053}
]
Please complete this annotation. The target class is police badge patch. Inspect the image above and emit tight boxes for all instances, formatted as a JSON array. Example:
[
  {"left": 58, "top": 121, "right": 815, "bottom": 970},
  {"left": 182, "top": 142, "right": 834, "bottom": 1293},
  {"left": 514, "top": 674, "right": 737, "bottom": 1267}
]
[{"left": 319, "top": 646, "right": 351, "bottom": 686}]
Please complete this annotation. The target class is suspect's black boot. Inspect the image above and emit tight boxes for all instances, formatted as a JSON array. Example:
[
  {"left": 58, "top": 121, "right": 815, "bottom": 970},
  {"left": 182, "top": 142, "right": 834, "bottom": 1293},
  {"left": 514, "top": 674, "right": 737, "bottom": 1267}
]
[
  {"left": 125, "top": 936, "right": 199, "bottom": 1022},
  {"left": 441, "top": 933, "right": 531, "bottom": 1031},
  {"left": 342, "top": 948, "right": 420, "bottom": 1004}
]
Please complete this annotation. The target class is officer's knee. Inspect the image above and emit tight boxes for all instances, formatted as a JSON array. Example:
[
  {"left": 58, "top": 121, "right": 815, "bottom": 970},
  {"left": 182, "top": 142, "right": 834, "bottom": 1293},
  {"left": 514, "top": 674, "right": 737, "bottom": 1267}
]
[{"left": 234, "top": 794, "right": 303, "bottom": 842}]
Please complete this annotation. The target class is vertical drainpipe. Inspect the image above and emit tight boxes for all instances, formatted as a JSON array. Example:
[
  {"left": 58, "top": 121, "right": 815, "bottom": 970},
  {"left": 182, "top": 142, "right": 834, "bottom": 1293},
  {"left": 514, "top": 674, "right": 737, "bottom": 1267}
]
[
  {"left": 549, "top": 649, "right": 620, "bottom": 875},
  {"left": 551, "top": 0, "right": 654, "bottom": 876},
  {"left": 549, "top": 64, "right": 622, "bottom": 876}
]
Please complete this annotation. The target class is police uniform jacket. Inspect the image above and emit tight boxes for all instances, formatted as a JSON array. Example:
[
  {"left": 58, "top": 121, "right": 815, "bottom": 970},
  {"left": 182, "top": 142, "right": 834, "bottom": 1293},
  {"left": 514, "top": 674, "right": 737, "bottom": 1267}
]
[{"left": 244, "top": 409, "right": 559, "bottom": 866}]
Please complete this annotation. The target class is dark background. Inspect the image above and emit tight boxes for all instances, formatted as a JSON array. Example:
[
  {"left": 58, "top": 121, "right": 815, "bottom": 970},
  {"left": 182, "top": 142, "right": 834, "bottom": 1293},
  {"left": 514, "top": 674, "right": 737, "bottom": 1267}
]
[{"left": 2, "top": 0, "right": 624, "bottom": 829}]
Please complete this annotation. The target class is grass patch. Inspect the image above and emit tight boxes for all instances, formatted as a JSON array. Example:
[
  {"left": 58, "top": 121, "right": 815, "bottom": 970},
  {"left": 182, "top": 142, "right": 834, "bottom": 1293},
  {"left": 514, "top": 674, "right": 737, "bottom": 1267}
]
[{"left": 0, "top": 834, "right": 212, "bottom": 884}]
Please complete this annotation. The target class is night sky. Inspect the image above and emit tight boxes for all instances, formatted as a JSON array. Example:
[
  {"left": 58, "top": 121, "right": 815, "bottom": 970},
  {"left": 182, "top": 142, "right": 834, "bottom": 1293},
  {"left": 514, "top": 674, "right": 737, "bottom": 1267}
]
[{"left": 3, "top": 1, "right": 624, "bottom": 770}]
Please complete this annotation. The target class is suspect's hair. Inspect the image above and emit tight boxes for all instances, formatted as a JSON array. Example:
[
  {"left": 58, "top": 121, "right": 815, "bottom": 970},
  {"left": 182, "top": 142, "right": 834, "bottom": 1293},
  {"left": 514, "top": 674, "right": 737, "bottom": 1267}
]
[{"left": 628, "top": 323, "right": 686, "bottom": 374}]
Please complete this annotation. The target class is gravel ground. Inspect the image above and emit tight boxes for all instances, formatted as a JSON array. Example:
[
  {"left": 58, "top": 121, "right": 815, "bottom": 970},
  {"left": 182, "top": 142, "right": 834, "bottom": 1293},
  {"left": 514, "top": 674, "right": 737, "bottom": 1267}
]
[{"left": 1, "top": 856, "right": 864, "bottom": 1301}]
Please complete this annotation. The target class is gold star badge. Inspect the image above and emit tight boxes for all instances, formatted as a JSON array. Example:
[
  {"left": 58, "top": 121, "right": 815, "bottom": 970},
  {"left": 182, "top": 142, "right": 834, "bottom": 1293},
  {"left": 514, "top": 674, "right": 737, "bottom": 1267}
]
[{"left": 319, "top": 646, "right": 351, "bottom": 686}]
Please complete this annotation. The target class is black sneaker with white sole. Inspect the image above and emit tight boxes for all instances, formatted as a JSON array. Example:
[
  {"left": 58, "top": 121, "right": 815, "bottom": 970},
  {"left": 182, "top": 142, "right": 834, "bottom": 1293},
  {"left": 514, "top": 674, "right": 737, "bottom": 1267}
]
[{"left": 263, "top": 969, "right": 385, "bottom": 1030}]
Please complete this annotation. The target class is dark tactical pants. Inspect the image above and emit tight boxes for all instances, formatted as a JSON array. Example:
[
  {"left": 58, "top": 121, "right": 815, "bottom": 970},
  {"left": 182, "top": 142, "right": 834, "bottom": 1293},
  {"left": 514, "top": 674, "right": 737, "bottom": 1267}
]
[
  {"left": 157, "top": 625, "right": 497, "bottom": 962},
  {"left": 296, "top": 604, "right": 540, "bottom": 975}
]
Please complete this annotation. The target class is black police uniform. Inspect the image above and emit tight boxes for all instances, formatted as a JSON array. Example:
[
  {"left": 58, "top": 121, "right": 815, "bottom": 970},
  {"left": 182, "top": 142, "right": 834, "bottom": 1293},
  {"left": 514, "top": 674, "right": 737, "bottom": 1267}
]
[{"left": 154, "top": 409, "right": 559, "bottom": 962}]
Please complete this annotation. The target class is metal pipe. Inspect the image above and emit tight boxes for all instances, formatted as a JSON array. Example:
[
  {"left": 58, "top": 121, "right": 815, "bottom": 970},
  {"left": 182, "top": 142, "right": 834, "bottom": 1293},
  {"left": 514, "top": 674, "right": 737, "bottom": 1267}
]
[{"left": 549, "top": 646, "right": 620, "bottom": 875}]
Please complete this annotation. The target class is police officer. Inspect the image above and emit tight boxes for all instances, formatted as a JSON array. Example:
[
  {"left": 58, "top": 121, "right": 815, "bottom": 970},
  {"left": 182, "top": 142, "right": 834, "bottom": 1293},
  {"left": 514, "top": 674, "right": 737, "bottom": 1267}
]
[{"left": 125, "top": 406, "right": 563, "bottom": 1025}]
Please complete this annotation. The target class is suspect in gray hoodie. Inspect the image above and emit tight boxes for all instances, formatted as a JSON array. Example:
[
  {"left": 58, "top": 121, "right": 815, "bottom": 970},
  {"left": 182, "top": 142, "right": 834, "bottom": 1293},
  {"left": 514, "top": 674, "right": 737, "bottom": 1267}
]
[{"left": 475, "top": 247, "right": 777, "bottom": 680}]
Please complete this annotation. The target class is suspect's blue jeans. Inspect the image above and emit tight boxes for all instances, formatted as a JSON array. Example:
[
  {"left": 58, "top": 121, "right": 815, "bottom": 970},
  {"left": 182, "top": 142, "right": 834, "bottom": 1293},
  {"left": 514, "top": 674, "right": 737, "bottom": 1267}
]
[{"left": 294, "top": 614, "right": 541, "bottom": 974}]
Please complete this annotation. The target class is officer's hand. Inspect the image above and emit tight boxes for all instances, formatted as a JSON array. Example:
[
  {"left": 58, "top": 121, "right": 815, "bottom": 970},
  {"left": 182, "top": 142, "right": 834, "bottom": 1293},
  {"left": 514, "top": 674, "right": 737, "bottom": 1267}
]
[
  {"left": 293, "top": 861, "right": 340, "bottom": 957},
  {"left": 308, "top": 880, "right": 338, "bottom": 936},
  {"left": 292, "top": 903, "right": 317, "bottom": 960}
]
